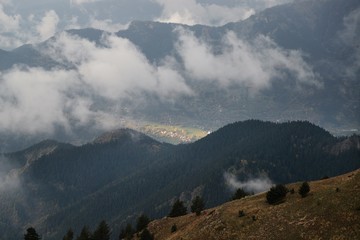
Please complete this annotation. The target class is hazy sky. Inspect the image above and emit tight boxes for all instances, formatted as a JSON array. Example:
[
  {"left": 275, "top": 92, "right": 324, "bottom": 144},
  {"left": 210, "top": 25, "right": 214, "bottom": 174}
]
[{"left": 0, "top": 0, "right": 292, "bottom": 50}]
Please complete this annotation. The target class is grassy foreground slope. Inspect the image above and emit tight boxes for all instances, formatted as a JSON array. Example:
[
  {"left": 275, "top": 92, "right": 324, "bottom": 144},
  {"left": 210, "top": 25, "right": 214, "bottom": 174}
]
[{"left": 146, "top": 169, "right": 360, "bottom": 240}]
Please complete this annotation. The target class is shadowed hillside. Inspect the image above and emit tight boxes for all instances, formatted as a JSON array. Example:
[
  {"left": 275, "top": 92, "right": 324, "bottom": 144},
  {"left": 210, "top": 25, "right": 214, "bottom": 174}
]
[{"left": 0, "top": 120, "right": 359, "bottom": 240}]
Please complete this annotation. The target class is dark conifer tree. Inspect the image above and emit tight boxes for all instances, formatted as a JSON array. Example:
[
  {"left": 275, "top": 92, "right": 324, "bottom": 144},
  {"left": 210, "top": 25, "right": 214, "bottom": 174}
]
[
  {"left": 139, "top": 229, "right": 154, "bottom": 240},
  {"left": 191, "top": 196, "right": 205, "bottom": 216},
  {"left": 136, "top": 214, "right": 150, "bottom": 232},
  {"left": 119, "top": 223, "right": 133, "bottom": 240},
  {"left": 168, "top": 199, "right": 187, "bottom": 217},
  {"left": 76, "top": 226, "right": 91, "bottom": 240},
  {"left": 171, "top": 224, "right": 177, "bottom": 233},
  {"left": 232, "top": 188, "right": 248, "bottom": 200},
  {"left": 24, "top": 227, "right": 41, "bottom": 240},
  {"left": 63, "top": 228, "right": 74, "bottom": 240},
  {"left": 299, "top": 181, "right": 310, "bottom": 198},
  {"left": 266, "top": 184, "right": 288, "bottom": 204},
  {"left": 92, "top": 220, "right": 110, "bottom": 240}
]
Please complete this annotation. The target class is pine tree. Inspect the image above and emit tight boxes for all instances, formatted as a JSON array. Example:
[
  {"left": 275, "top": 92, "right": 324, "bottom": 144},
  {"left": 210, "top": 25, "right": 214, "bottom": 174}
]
[
  {"left": 139, "top": 229, "right": 154, "bottom": 240},
  {"left": 24, "top": 227, "right": 41, "bottom": 240},
  {"left": 171, "top": 224, "right": 177, "bottom": 233},
  {"left": 168, "top": 199, "right": 187, "bottom": 217},
  {"left": 63, "top": 228, "right": 74, "bottom": 240},
  {"left": 232, "top": 188, "right": 248, "bottom": 200},
  {"left": 119, "top": 223, "right": 133, "bottom": 240},
  {"left": 136, "top": 214, "right": 150, "bottom": 232},
  {"left": 92, "top": 220, "right": 110, "bottom": 240},
  {"left": 266, "top": 184, "right": 288, "bottom": 204},
  {"left": 299, "top": 181, "right": 310, "bottom": 198},
  {"left": 191, "top": 196, "right": 205, "bottom": 216},
  {"left": 76, "top": 226, "right": 91, "bottom": 240}
]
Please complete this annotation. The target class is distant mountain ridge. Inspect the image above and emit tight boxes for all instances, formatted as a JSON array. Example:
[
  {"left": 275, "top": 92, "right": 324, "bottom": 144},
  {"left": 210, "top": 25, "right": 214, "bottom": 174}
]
[
  {"left": 92, "top": 128, "right": 150, "bottom": 144},
  {"left": 1, "top": 0, "right": 358, "bottom": 67},
  {"left": 0, "top": 120, "right": 359, "bottom": 239},
  {"left": 0, "top": 0, "right": 359, "bottom": 152}
]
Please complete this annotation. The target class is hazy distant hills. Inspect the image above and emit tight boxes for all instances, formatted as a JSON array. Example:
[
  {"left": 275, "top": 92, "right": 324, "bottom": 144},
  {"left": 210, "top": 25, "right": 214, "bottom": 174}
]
[
  {"left": 0, "top": 120, "right": 359, "bottom": 239},
  {"left": 0, "top": 0, "right": 359, "bottom": 152},
  {"left": 117, "top": 0, "right": 359, "bottom": 62},
  {"left": 227, "top": 0, "right": 358, "bottom": 55}
]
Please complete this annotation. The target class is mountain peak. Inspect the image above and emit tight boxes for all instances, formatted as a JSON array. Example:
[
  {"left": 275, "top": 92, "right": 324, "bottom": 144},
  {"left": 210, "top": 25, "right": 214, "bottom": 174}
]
[
  {"left": 92, "top": 128, "right": 149, "bottom": 145},
  {"left": 65, "top": 28, "right": 106, "bottom": 39}
]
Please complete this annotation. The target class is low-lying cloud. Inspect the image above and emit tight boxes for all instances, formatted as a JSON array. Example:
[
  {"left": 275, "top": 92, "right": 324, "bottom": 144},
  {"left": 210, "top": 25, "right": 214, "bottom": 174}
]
[
  {"left": 89, "top": 18, "right": 129, "bottom": 33},
  {"left": 0, "top": 0, "right": 129, "bottom": 50},
  {"left": 0, "top": 32, "right": 192, "bottom": 136},
  {"left": 0, "top": 22, "right": 322, "bottom": 140},
  {"left": 0, "top": 4, "right": 20, "bottom": 32},
  {"left": 0, "top": 4, "right": 61, "bottom": 49},
  {"left": 224, "top": 172, "right": 273, "bottom": 194},
  {"left": 0, "top": 2, "right": 22, "bottom": 49},
  {"left": 155, "top": 0, "right": 255, "bottom": 26},
  {"left": 155, "top": 0, "right": 294, "bottom": 26},
  {"left": 0, "top": 67, "right": 79, "bottom": 134},
  {"left": 71, "top": 0, "right": 100, "bottom": 5},
  {"left": 48, "top": 33, "right": 192, "bottom": 100},
  {"left": 176, "top": 29, "right": 321, "bottom": 91},
  {"left": 36, "top": 10, "right": 60, "bottom": 41},
  {"left": 0, "top": 156, "right": 20, "bottom": 192}
]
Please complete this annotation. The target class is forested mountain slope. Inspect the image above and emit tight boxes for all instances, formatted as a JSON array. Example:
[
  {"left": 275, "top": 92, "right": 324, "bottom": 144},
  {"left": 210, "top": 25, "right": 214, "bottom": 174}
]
[{"left": 0, "top": 120, "right": 359, "bottom": 239}]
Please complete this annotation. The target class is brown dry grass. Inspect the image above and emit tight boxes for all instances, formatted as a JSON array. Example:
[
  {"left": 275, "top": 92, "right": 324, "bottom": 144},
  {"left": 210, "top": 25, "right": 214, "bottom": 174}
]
[{"left": 142, "top": 169, "right": 360, "bottom": 240}]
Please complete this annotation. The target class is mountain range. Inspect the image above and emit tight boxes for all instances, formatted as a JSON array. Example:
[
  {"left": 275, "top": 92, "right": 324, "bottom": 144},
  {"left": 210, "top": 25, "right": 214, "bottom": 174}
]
[
  {"left": 0, "top": 0, "right": 360, "bottom": 238},
  {"left": 0, "top": 0, "right": 359, "bottom": 152},
  {"left": 0, "top": 120, "right": 359, "bottom": 239}
]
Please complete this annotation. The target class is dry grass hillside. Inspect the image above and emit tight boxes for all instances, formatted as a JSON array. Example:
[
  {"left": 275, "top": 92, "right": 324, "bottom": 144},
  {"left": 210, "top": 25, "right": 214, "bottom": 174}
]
[{"left": 144, "top": 169, "right": 360, "bottom": 240}]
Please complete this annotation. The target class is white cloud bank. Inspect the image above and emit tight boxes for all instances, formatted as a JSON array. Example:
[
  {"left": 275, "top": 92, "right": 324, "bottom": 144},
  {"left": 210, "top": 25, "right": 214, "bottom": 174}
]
[
  {"left": 71, "top": 0, "right": 101, "bottom": 5},
  {"left": 224, "top": 172, "right": 273, "bottom": 194},
  {"left": 0, "top": 27, "right": 320, "bottom": 137},
  {"left": 155, "top": 0, "right": 255, "bottom": 26},
  {"left": 49, "top": 33, "right": 192, "bottom": 100},
  {"left": 0, "top": 4, "right": 20, "bottom": 32},
  {"left": 155, "top": 0, "right": 294, "bottom": 26},
  {"left": 0, "top": 0, "right": 125, "bottom": 49},
  {"left": 36, "top": 10, "right": 60, "bottom": 41},
  {"left": 0, "top": 2, "right": 22, "bottom": 48},
  {"left": 0, "top": 156, "right": 20, "bottom": 192},
  {"left": 176, "top": 29, "right": 321, "bottom": 91},
  {"left": 0, "top": 33, "right": 192, "bottom": 135},
  {"left": 0, "top": 5, "right": 61, "bottom": 49},
  {"left": 89, "top": 18, "right": 129, "bottom": 32}
]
